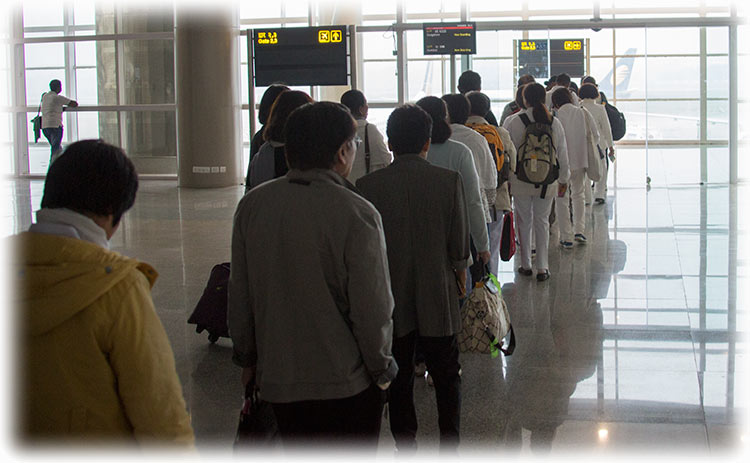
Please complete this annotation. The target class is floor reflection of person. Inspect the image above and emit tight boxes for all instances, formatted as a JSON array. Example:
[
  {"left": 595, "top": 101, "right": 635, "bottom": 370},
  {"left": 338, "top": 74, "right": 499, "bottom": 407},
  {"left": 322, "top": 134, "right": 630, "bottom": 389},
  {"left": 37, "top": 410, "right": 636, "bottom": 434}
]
[{"left": 503, "top": 245, "right": 603, "bottom": 454}]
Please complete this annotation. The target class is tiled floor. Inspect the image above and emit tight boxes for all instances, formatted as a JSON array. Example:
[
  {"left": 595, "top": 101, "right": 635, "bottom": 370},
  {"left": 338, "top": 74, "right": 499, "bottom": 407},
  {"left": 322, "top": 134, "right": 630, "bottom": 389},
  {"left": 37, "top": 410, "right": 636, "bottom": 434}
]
[{"left": 2, "top": 153, "right": 748, "bottom": 457}]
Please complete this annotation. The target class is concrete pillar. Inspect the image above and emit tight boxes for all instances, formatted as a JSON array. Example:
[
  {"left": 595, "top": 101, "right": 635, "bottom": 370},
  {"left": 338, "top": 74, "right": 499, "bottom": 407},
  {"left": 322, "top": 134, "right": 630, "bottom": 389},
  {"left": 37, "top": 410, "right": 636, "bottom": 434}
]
[{"left": 175, "top": 5, "right": 241, "bottom": 187}]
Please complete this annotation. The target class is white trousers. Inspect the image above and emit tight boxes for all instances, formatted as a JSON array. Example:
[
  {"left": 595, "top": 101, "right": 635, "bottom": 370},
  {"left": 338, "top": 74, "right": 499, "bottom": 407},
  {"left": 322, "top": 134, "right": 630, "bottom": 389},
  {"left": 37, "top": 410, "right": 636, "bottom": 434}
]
[
  {"left": 594, "top": 156, "right": 609, "bottom": 200},
  {"left": 514, "top": 192, "right": 554, "bottom": 271},
  {"left": 555, "top": 168, "right": 587, "bottom": 241}
]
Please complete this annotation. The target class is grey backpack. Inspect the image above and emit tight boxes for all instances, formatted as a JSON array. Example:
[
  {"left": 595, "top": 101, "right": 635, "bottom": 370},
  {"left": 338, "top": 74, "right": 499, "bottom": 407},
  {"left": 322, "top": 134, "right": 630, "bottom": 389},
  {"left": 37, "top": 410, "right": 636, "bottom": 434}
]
[{"left": 516, "top": 113, "right": 559, "bottom": 198}]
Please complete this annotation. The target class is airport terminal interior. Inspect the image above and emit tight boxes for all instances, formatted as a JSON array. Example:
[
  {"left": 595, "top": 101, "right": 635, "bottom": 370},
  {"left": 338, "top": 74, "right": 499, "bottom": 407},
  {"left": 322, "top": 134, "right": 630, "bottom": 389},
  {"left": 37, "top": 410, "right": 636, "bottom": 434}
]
[{"left": 2, "top": 0, "right": 749, "bottom": 457}]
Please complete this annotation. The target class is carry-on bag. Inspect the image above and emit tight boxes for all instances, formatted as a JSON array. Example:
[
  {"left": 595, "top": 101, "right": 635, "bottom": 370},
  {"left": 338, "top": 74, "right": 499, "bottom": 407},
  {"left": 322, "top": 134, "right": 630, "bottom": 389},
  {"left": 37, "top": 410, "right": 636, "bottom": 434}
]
[
  {"left": 187, "top": 262, "right": 231, "bottom": 343},
  {"left": 234, "top": 383, "right": 279, "bottom": 450},
  {"left": 458, "top": 264, "right": 515, "bottom": 357},
  {"left": 500, "top": 211, "right": 516, "bottom": 262}
]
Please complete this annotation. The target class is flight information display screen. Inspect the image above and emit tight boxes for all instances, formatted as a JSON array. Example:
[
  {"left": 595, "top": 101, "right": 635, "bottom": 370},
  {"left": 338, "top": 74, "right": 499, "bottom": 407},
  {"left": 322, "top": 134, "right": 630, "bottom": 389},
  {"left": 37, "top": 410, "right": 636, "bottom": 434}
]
[
  {"left": 517, "top": 40, "right": 549, "bottom": 79},
  {"left": 423, "top": 22, "right": 476, "bottom": 55},
  {"left": 253, "top": 26, "right": 349, "bottom": 86},
  {"left": 550, "top": 39, "right": 585, "bottom": 77}
]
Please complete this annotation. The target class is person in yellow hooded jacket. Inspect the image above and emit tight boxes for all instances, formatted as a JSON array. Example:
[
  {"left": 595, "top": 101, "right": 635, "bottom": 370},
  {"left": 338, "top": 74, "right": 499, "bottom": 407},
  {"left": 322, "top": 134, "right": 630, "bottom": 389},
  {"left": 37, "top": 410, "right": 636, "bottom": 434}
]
[{"left": 11, "top": 139, "right": 194, "bottom": 446}]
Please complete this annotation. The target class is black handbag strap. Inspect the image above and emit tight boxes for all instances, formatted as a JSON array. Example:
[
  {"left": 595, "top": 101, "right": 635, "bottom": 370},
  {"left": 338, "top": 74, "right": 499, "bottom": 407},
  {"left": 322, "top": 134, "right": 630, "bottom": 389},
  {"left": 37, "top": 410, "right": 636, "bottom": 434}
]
[
  {"left": 36, "top": 93, "right": 44, "bottom": 116},
  {"left": 364, "top": 123, "right": 371, "bottom": 174},
  {"left": 500, "top": 325, "right": 516, "bottom": 356}
]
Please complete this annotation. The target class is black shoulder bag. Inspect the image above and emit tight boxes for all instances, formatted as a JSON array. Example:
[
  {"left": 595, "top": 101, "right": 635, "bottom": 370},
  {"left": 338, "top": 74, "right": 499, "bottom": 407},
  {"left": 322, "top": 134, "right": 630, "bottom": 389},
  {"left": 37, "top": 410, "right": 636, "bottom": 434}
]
[{"left": 31, "top": 93, "right": 44, "bottom": 143}]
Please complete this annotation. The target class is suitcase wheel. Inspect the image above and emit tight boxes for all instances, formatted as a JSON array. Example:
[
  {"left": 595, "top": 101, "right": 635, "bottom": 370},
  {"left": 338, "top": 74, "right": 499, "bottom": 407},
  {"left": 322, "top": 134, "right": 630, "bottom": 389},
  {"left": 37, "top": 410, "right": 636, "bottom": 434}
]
[{"left": 208, "top": 333, "right": 220, "bottom": 343}]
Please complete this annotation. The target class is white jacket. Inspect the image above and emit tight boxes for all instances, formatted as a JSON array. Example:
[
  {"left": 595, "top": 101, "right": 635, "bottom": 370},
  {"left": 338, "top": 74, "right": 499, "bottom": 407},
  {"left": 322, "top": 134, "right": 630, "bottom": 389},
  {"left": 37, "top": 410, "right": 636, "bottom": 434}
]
[
  {"left": 503, "top": 108, "right": 570, "bottom": 198},
  {"left": 555, "top": 103, "right": 599, "bottom": 171},
  {"left": 546, "top": 85, "right": 579, "bottom": 109},
  {"left": 581, "top": 98, "right": 614, "bottom": 150},
  {"left": 450, "top": 123, "right": 498, "bottom": 222}
]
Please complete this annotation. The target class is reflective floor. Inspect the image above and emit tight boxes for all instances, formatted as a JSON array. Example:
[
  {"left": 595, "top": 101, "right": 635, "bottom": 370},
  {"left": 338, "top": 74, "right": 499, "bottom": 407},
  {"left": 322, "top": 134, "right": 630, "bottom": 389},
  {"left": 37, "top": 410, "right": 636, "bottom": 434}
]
[{"left": 2, "top": 148, "right": 748, "bottom": 457}]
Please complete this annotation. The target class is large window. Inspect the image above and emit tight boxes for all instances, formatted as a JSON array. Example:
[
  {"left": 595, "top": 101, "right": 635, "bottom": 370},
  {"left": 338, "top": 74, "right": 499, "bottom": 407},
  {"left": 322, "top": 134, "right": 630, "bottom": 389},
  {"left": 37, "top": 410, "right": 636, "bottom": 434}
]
[
  {"left": 13, "top": 1, "right": 175, "bottom": 175},
  {"left": 5, "top": 0, "right": 745, "bottom": 179}
]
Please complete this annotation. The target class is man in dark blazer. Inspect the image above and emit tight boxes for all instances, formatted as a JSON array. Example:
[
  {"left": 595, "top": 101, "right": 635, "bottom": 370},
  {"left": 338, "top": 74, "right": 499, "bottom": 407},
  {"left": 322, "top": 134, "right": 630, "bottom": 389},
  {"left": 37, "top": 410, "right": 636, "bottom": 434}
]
[{"left": 357, "top": 104, "right": 471, "bottom": 453}]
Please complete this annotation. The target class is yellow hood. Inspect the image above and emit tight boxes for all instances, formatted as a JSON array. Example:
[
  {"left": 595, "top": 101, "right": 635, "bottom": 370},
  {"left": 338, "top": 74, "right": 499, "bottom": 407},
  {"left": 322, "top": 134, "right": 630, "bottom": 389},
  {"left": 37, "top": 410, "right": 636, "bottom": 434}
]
[{"left": 11, "top": 232, "right": 158, "bottom": 337}]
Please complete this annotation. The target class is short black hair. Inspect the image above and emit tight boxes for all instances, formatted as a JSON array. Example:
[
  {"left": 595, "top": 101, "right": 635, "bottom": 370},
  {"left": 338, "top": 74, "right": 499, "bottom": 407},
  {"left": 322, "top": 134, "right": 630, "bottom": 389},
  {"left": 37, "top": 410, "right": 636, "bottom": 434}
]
[
  {"left": 544, "top": 75, "right": 557, "bottom": 86},
  {"left": 340, "top": 89, "right": 367, "bottom": 117},
  {"left": 442, "top": 93, "right": 471, "bottom": 125},
  {"left": 258, "top": 84, "right": 289, "bottom": 125},
  {"left": 579, "top": 83, "right": 599, "bottom": 100},
  {"left": 41, "top": 139, "right": 138, "bottom": 227},
  {"left": 569, "top": 81, "right": 579, "bottom": 95},
  {"left": 551, "top": 87, "right": 573, "bottom": 108},
  {"left": 465, "top": 91, "right": 491, "bottom": 118},
  {"left": 386, "top": 104, "right": 432, "bottom": 156},
  {"left": 49, "top": 79, "right": 62, "bottom": 92},
  {"left": 457, "top": 70, "right": 481, "bottom": 94},
  {"left": 284, "top": 102, "right": 356, "bottom": 170},
  {"left": 416, "top": 96, "right": 451, "bottom": 144},
  {"left": 556, "top": 73, "right": 571, "bottom": 87},
  {"left": 518, "top": 74, "right": 536, "bottom": 86},
  {"left": 581, "top": 75, "right": 597, "bottom": 86}
]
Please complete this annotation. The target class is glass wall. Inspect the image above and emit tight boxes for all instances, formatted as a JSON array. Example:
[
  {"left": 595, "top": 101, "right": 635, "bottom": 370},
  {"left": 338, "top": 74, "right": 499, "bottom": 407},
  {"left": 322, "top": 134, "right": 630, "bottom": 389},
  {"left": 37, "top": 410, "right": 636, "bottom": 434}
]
[
  {"left": 5, "top": 0, "right": 745, "bottom": 179},
  {"left": 14, "top": 1, "right": 175, "bottom": 175}
]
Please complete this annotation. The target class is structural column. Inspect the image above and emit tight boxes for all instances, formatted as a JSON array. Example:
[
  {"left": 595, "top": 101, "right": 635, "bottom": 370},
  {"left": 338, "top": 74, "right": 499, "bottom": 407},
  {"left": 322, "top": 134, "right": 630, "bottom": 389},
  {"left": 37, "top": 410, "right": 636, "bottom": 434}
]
[{"left": 175, "top": 5, "right": 241, "bottom": 187}]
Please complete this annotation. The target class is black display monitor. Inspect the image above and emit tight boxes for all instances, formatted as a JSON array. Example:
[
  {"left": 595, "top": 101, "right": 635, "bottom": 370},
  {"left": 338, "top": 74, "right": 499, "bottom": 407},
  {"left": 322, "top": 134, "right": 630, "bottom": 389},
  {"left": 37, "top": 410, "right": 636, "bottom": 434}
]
[
  {"left": 253, "top": 26, "right": 349, "bottom": 86},
  {"left": 423, "top": 22, "right": 476, "bottom": 55},
  {"left": 550, "top": 39, "right": 585, "bottom": 78},
  {"left": 517, "top": 40, "right": 549, "bottom": 79}
]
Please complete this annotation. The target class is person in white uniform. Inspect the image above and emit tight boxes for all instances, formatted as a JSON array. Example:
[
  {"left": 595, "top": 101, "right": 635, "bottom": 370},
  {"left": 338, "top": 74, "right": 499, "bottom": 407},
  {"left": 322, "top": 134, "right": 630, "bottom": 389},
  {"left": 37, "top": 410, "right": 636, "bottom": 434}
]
[
  {"left": 340, "top": 90, "right": 393, "bottom": 184},
  {"left": 545, "top": 73, "right": 579, "bottom": 109},
  {"left": 550, "top": 88, "right": 600, "bottom": 248},
  {"left": 465, "top": 91, "right": 517, "bottom": 276},
  {"left": 41, "top": 79, "right": 78, "bottom": 160},
  {"left": 442, "top": 93, "right": 498, "bottom": 227},
  {"left": 503, "top": 83, "right": 570, "bottom": 281},
  {"left": 579, "top": 84, "right": 615, "bottom": 204}
]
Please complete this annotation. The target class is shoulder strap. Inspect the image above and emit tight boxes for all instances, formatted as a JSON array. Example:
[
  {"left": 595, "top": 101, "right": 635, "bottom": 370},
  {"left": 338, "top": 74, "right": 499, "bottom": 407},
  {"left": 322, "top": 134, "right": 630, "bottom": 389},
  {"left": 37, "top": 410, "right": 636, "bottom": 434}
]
[
  {"left": 364, "top": 123, "right": 371, "bottom": 173},
  {"left": 37, "top": 93, "right": 45, "bottom": 116},
  {"left": 518, "top": 113, "right": 531, "bottom": 127}
]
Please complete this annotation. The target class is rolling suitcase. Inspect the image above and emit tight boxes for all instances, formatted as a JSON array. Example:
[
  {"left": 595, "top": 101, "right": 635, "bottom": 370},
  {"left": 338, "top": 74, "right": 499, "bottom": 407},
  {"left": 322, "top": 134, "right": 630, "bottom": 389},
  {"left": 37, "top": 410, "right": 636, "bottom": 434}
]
[{"left": 188, "top": 262, "right": 231, "bottom": 343}]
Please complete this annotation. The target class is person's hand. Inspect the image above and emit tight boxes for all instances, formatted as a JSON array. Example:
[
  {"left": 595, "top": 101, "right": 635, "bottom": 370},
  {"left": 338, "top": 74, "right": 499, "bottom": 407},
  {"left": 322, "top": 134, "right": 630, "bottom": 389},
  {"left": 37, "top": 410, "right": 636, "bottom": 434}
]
[
  {"left": 241, "top": 366, "right": 256, "bottom": 387},
  {"left": 478, "top": 250, "right": 491, "bottom": 265},
  {"left": 558, "top": 183, "right": 568, "bottom": 197},
  {"left": 608, "top": 147, "right": 616, "bottom": 162},
  {"left": 455, "top": 269, "right": 467, "bottom": 298}
]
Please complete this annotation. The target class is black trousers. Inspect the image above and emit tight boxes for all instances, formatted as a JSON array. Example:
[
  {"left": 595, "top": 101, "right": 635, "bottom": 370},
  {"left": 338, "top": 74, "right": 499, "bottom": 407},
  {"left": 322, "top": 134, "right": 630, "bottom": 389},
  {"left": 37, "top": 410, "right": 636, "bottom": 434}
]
[
  {"left": 271, "top": 383, "right": 385, "bottom": 450},
  {"left": 390, "top": 331, "right": 461, "bottom": 452}
]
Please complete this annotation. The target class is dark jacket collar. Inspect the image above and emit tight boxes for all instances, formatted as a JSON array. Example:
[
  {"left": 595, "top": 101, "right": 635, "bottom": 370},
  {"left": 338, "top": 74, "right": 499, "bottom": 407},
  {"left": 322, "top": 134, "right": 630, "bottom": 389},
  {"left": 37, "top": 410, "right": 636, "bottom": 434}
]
[
  {"left": 285, "top": 168, "right": 360, "bottom": 195},
  {"left": 392, "top": 153, "right": 428, "bottom": 165}
]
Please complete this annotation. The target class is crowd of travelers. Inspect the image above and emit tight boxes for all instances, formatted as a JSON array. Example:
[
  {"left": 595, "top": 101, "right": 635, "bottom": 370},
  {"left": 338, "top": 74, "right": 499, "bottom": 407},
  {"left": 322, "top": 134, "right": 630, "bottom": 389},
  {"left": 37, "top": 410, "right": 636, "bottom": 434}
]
[{"left": 15, "top": 70, "right": 616, "bottom": 454}]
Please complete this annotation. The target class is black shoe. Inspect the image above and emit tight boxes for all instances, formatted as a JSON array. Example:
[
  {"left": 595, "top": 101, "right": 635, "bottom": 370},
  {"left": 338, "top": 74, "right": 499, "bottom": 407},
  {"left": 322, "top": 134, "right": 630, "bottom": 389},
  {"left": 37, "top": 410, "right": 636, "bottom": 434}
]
[
  {"left": 518, "top": 267, "right": 533, "bottom": 276},
  {"left": 575, "top": 233, "right": 587, "bottom": 244},
  {"left": 595, "top": 198, "right": 606, "bottom": 205},
  {"left": 536, "top": 270, "right": 550, "bottom": 281}
]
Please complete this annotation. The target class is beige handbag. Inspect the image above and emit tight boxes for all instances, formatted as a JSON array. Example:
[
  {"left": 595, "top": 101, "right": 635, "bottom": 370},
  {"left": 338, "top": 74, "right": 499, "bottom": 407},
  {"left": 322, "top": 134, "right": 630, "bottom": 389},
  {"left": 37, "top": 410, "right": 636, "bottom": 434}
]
[{"left": 458, "top": 270, "right": 515, "bottom": 357}]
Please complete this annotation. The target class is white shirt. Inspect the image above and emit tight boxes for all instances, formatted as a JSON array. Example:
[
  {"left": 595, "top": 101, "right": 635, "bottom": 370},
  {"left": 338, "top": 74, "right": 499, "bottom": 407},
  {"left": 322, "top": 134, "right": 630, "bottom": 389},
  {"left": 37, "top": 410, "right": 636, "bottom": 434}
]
[
  {"left": 348, "top": 119, "right": 393, "bottom": 184},
  {"left": 41, "top": 91, "right": 72, "bottom": 129},
  {"left": 449, "top": 123, "right": 497, "bottom": 190},
  {"left": 554, "top": 103, "right": 599, "bottom": 171},
  {"left": 581, "top": 99, "right": 614, "bottom": 150},
  {"left": 502, "top": 108, "right": 570, "bottom": 197},
  {"left": 545, "top": 85, "right": 579, "bottom": 109}
]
